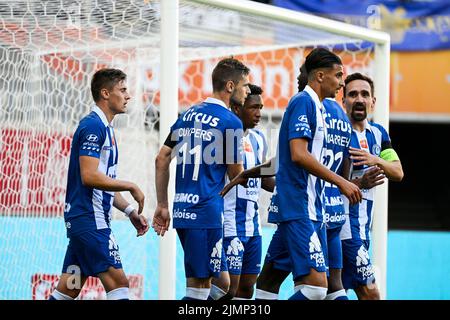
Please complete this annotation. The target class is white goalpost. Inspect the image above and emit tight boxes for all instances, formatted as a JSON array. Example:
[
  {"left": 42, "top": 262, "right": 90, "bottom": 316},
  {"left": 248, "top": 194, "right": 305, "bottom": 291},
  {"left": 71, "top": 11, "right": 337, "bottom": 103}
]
[{"left": 0, "top": 0, "right": 389, "bottom": 299}]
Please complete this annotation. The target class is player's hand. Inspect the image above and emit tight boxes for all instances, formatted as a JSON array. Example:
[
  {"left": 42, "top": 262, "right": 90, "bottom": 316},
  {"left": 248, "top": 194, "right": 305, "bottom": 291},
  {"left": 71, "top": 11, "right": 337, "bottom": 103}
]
[
  {"left": 129, "top": 211, "right": 149, "bottom": 237},
  {"left": 339, "top": 179, "right": 362, "bottom": 205},
  {"left": 129, "top": 184, "right": 145, "bottom": 214},
  {"left": 349, "top": 147, "right": 379, "bottom": 167},
  {"left": 152, "top": 205, "right": 170, "bottom": 237},
  {"left": 220, "top": 174, "right": 248, "bottom": 197},
  {"left": 359, "top": 166, "right": 385, "bottom": 189}
]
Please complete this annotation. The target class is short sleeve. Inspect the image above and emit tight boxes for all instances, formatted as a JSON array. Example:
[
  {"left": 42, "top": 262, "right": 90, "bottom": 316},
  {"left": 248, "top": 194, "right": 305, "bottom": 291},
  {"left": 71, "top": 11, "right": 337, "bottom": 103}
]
[
  {"left": 379, "top": 125, "right": 393, "bottom": 151},
  {"left": 288, "top": 96, "right": 315, "bottom": 141},
  {"left": 78, "top": 121, "right": 106, "bottom": 158}
]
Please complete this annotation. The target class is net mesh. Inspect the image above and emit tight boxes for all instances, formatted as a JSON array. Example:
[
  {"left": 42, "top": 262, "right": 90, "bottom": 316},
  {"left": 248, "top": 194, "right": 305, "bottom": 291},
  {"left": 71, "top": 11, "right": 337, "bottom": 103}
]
[{"left": 0, "top": 0, "right": 375, "bottom": 299}]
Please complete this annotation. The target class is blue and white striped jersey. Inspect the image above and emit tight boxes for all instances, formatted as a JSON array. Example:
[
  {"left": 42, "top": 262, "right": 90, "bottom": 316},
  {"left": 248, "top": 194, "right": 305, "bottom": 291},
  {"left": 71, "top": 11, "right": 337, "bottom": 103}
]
[
  {"left": 223, "top": 129, "right": 267, "bottom": 237},
  {"left": 268, "top": 85, "right": 328, "bottom": 223},
  {"left": 323, "top": 98, "right": 352, "bottom": 229},
  {"left": 340, "top": 120, "right": 391, "bottom": 241},
  {"left": 64, "top": 106, "right": 118, "bottom": 237},
  {"left": 171, "top": 98, "right": 244, "bottom": 229}
]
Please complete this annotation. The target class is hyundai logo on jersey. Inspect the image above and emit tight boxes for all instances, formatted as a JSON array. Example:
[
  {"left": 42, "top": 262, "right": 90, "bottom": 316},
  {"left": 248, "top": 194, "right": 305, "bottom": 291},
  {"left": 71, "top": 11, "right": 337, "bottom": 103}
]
[{"left": 86, "top": 134, "right": 99, "bottom": 142}]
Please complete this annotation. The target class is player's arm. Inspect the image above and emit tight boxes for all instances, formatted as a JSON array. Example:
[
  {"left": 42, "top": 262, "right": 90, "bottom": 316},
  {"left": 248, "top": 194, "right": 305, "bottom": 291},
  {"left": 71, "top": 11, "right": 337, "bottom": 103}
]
[
  {"left": 349, "top": 146, "right": 404, "bottom": 182},
  {"left": 79, "top": 156, "right": 144, "bottom": 214},
  {"left": 220, "top": 158, "right": 275, "bottom": 196},
  {"left": 290, "top": 138, "right": 362, "bottom": 205},
  {"left": 113, "top": 192, "right": 149, "bottom": 236},
  {"left": 152, "top": 133, "right": 175, "bottom": 237}
]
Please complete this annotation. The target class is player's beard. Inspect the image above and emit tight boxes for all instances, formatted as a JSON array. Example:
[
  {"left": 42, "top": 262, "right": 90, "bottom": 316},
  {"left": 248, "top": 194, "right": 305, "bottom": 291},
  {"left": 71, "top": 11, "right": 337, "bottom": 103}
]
[
  {"left": 230, "top": 93, "right": 244, "bottom": 109},
  {"left": 351, "top": 102, "right": 367, "bottom": 121}
]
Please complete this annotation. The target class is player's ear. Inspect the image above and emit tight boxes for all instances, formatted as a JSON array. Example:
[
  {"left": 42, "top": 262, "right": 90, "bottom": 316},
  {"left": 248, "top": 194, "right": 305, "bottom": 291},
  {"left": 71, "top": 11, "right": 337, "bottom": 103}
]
[
  {"left": 100, "top": 88, "right": 109, "bottom": 100},
  {"left": 316, "top": 70, "right": 324, "bottom": 83},
  {"left": 225, "top": 80, "right": 234, "bottom": 93}
]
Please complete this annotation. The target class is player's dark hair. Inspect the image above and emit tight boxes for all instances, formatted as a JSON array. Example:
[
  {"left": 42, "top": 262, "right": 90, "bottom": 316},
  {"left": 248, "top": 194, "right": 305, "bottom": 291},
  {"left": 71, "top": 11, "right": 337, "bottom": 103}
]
[
  {"left": 343, "top": 72, "right": 375, "bottom": 97},
  {"left": 212, "top": 58, "right": 250, "bottom": 92},
  {"left": 304, "top": 48, "right": 342, "bottom": 74},
  {"left": 248, "top": 83, "right": 263, "bottom": 96},
  {"left": 297, "top": 63, "right": 308, "bottom": 92},
  {"left": 91, "top": 68, "right": 127, "bottom": 102}
]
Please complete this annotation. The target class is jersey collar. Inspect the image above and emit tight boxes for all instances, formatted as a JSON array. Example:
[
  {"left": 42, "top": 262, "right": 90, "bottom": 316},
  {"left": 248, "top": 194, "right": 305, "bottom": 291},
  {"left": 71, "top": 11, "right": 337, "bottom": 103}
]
[
  {"left": 354, "top": 119, "right": 373, "bottom": 133},
  {"left": 92, "top": 105, "right": 112, "bottom": 127},
  {"left": 204, "top": 97, "right": 229, "bottom": 110},
  {"left": 303, "top": 85, "right": 324, "bottom": 111}
]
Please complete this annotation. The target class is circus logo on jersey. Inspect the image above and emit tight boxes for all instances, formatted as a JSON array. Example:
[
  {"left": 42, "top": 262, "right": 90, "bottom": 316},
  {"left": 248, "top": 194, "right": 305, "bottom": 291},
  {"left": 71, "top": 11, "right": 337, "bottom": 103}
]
[{"left": 372, "top": 144, "right": 381, "bottom": 156}]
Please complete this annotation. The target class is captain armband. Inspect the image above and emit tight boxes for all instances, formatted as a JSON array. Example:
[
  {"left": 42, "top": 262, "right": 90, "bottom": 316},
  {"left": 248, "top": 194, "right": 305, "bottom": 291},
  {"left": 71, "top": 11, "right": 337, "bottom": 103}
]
[{"left": 380, "top": 148, "right": 399, "bottom": 162}]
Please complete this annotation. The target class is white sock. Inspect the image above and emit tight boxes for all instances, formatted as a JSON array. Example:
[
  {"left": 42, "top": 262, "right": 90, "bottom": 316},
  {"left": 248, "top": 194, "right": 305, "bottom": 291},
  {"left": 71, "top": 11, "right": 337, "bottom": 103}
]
[
  {"left": 106, "top": 287, "right": 129, "bottom": 300},
  {"left": 186, "top": 287, "right": 210, "bottom": 300},
  {"left": 209, "top": 284, "right": 227, "bottom": 300},
  {"left": 295, "top": 284, "right": 327, "bottom": 300},
  {"left": 255, "top": 289, "right": 278, "bottom": 300},
  {"left": 325, "top": 289, "right": 348, "bottom": 300},
  {"left": 232, "top": 297, "right": 251, "bottom": 300},
  {"left": 50, "top": 289, "right": 74, "bottom": 300}
]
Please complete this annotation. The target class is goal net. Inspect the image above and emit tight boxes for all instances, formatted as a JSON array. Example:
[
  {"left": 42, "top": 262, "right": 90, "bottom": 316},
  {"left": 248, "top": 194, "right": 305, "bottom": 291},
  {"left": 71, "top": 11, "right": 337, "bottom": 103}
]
[{"left": 0, "top": 0, "right": 389, "bottom": 299}]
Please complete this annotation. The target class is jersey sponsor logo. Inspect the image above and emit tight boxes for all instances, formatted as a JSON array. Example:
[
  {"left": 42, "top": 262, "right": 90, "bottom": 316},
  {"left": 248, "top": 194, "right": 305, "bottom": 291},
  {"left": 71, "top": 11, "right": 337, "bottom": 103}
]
[
  {"left": 226, "top": 237, "right": 244, "bottom": 270},
  {"left": 108, "top": 233, "right": 121, "bottom": 264},
  {"left": 173, "top": 208, "right": 197, "bottom": 220},
  {"left": 226, "top": 237, "right": 244, "bottom": 256},
  {"left": 356, "top": 245, "right": 374, "bottom": 279},
  {"left": 174, "top": 193, "right": 200, "bottom": 204},
  {"left": 210, "top": 239, "right": 223, "bottom": 273},
  {"left": 325, "top": 116, "right": 352, "bottom": 132},
  {"left": 356, "top": 245, "right": 370, "bottom": 267},
  {"left": 298, "top": 115, "right": 308, "bottom": 123},
  {"left": 309, "top": 232, "right": 326, "bottom": 267},
  {"left": 324, "top": 195, "right": 344, "bottom": 206},
  {"left": 268, "top": 203, "right": 278, "bottom": 213},
  {"left": 324, "top": 212, "right": 346, "bottom": 223},
  {"left": 86, "top": 134, "right": 99, "bottom": 142},
  {"left": 65, "top": 222, "right": 71, "bottom": 229},
  {"left": 182, "top": 109, "right": 220, "bottom": 127}
]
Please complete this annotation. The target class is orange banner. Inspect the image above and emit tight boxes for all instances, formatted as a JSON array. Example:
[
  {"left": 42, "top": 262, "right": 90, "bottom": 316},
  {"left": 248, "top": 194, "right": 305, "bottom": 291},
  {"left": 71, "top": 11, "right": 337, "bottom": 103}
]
[{"left": 390, "top": 50, "right": 450, "bottom": 116}]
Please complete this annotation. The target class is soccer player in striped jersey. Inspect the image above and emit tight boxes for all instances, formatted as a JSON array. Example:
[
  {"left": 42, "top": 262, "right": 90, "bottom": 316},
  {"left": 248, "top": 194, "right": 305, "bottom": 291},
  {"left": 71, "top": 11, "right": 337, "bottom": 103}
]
[
  {"left": 340, "top": 73, "right": 404, "bottom": 300},
  {"left": 49, "top": 69, "right": 148, "bottom": 300},
  {"left": 210, "top": 84, "right": 275, "bottom": 300},
  {"left": 249, "top": 63, "right": 383, "bottom": 301},
  {"left": 152, "top": 58, "right": 250, "bottom": 300}
]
